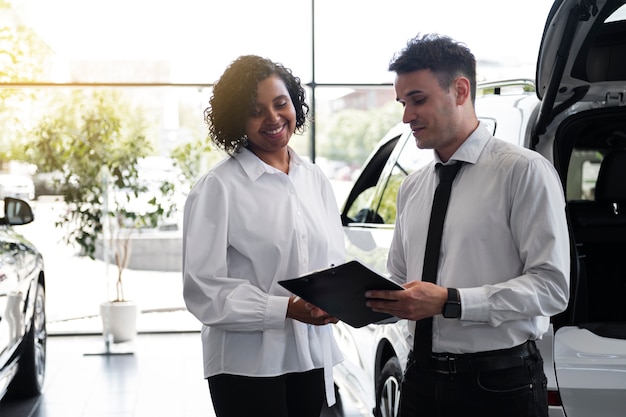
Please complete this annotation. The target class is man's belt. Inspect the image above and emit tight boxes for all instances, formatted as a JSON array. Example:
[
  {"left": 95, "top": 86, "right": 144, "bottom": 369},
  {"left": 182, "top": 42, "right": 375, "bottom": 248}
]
[{"left": 426, "top": 340, "right": 538, "bottom": 374}]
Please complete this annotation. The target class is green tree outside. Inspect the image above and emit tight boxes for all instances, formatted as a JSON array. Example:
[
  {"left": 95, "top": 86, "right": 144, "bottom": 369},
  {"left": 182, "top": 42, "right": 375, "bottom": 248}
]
[
  {"left": 20, "top": 89, "right": 176, "bottom": 301},
  {"left": 0, "top": 1, "right": 54, "bottom": 167},
  {"left": 318, "top": 100, "right": 402, "bottom": 169}
]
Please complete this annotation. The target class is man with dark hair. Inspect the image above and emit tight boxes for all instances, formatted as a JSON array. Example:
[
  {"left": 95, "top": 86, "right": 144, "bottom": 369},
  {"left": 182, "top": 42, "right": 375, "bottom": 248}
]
[{"left": 365, "top": 33, "right": 570, "bottom": 417}]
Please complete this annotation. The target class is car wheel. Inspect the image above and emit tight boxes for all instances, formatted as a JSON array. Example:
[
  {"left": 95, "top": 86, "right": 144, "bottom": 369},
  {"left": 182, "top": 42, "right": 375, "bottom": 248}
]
[
  {"left": 375, "top": 356, "right": 402, "bottom": 417},
  {"left": 7, "top": 282, "right": 47, "bottom": 399}
]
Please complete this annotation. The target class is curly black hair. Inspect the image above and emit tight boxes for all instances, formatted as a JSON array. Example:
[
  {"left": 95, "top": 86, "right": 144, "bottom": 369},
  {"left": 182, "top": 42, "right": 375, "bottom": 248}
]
[
  {"left": 204, "top": 55, "right": 309, "bottom": 154},
  {"left": 389, "top": 33, "right": 477, "bottom": 102}
]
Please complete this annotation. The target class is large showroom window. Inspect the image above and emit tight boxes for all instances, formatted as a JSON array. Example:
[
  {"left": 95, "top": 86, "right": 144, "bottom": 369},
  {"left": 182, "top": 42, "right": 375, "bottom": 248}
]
[{"left": 1, "top": 0, "right": 550, "bottom": 335}]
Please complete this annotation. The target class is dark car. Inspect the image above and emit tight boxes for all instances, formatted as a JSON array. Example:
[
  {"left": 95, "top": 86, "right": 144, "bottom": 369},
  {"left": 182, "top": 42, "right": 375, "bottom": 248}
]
[
  {"left": 0, "top": 197, "right": 46, "bottom": 401},
  {"left": 333, "top": 1, "right": 626, "bottom": 416},
  {"left": 32, "top": 171, "right": 63, "bottom": 199}
]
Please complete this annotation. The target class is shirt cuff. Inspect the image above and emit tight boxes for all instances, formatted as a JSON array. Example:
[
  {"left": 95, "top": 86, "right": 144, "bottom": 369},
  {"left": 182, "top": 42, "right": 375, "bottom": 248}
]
[
  {"left": 264, "top": 295, "right": 290, "bottom": 329},
  {"left": 459, "top": 287, "right": 490, "bottom": 323}
]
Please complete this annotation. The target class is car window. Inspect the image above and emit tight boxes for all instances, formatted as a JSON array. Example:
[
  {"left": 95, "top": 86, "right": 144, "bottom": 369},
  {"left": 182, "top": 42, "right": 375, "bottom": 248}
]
[
  {"left": 566, "top": 149, "right": 603, "bottom": 201},
  {"left": 343, "top": 136, "right": 401, "bottom": 224},
  {"left": 365, "top": 118, "right": 497, "bottom": 225},
  {"left": 376, "top": 138, "right": 433, "bottom": 224},
  {"left": 345, "top": 187, "right": 378, "bottom": 222},
  {"left": 346, "top": 118, "right": 497, "bottom": 226}
]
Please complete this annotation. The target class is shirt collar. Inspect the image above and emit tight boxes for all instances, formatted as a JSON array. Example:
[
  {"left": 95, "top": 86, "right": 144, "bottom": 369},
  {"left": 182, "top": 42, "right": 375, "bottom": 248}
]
[
  {"left": 233, "top": 146, "right": 308, "bottom": 181},
  {"left": 434, "top": 122, "right": 492, "bottom": 166}
]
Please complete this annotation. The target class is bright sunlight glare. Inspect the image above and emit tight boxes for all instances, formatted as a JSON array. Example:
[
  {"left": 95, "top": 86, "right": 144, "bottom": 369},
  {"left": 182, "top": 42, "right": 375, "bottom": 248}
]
[{"left": 15, "top": 0, "right": 555, "bottom": 83}]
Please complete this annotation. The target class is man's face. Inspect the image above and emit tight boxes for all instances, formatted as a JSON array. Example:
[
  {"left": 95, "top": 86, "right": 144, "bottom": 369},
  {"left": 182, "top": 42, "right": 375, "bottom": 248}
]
[{"left": 394, "top": 69, "right": 461, "bottom": 153}]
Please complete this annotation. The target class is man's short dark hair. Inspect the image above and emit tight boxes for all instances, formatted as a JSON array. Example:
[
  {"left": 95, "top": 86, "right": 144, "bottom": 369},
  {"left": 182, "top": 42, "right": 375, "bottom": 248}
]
[{"left": 389, "top": 33, "right": 477, "bottom": 102}]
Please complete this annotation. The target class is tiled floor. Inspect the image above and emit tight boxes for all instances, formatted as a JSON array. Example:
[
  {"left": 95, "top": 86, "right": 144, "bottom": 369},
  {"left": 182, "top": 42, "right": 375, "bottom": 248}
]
[
  {"left": 0, "top": 331, "right": 364, "bottom": 417},
  {"left": 0, "top": 332, "right": 213, "bottom": 417}
]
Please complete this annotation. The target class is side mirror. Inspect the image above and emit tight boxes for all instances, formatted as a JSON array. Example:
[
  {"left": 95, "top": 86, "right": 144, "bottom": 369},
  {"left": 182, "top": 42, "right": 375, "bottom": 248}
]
[{"left": 0, "top": 197, "right": 34, "bottom": 226}]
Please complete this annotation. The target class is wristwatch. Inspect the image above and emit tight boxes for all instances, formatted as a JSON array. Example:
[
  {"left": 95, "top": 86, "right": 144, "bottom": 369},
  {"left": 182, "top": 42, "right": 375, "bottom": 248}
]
[{"left": 442, "top": 288, "right": 461, "bottom": 319}]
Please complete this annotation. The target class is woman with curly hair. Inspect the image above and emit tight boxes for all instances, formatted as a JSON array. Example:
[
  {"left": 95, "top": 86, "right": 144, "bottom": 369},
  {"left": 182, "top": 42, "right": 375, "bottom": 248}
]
[{"left": 182, "top": 55, "right": 345, "bottom": 417}]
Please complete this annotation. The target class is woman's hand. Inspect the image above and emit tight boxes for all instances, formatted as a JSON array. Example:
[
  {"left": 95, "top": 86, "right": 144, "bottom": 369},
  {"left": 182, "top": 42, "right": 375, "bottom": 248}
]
[{"left": 286, "top": 296, "right": 338, "bottom": 325}]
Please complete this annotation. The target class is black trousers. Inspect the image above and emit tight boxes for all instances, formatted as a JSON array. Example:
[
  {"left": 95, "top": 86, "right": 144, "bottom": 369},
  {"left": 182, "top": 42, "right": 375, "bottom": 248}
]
[
  {"left": 207, "top": 368, "right": 325, "bottom": 417},
  {"left": 400, "top": 341, "right": 549, "bottom": 417}
]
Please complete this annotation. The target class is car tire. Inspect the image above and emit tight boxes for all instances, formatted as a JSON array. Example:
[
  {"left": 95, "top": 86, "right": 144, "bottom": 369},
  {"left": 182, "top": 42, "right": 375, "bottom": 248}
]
[
  {"left": 6, "top": 282, "right": 46, "bottom": 399},
  {"left": 375, "top": 356, "right": 403, "bottom": 417}
]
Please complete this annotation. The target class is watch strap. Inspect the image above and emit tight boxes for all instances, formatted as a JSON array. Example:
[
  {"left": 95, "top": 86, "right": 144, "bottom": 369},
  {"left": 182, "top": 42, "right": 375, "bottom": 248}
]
[
  {"left": 442, "top": 288, "right": 461, "bottom": 318},
  {"left": 447, "top": 287, "right": 460, "bottom": 303}
]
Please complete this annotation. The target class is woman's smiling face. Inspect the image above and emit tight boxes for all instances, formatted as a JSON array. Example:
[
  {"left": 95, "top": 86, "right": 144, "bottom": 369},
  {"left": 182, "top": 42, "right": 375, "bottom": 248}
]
[{"left": 244, "top": 74, "right": 297, "bottom": 156}]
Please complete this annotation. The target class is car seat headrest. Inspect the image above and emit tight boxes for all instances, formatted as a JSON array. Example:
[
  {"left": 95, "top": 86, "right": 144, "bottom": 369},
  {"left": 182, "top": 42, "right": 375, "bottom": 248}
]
[{"left": 595, "top": 150, "right": 626, "bottom": 205}]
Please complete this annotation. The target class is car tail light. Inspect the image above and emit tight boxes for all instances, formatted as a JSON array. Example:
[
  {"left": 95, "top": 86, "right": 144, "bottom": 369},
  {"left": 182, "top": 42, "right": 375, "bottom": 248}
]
[{"left": 548, "top": 389, "right": 562, "bottom": 406}]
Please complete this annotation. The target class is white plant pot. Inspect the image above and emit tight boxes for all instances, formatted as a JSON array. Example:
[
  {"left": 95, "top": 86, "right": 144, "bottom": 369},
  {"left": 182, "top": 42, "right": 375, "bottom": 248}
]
[{"left": 100, "top": 301, "right": 138, "bottom": 343}]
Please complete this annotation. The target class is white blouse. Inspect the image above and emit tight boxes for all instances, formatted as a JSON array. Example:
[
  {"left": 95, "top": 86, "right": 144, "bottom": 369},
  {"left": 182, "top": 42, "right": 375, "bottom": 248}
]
[{"left": 182, "top": 147, "right": 345, "bottom": 405}]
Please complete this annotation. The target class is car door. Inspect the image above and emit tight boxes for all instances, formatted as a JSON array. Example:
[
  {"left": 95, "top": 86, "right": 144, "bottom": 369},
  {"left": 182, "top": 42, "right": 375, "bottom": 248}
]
[
  {"left": 533, "top": 1, "right": 626, "bottom": 416},
  {"left": 336, "top": 124, "right": 430, "bottom": 415},
  {"left": 0, "top": 238, "right": 24, "bottom": 370},
  {"left": 341, "top": 123, "right": 432, "bottom": 275}
]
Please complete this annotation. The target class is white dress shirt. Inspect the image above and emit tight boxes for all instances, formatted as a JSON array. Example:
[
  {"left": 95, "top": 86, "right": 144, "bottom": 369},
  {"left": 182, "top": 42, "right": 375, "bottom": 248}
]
[
  {"left": 387, "top": 124, "right": 570, "bottom": 354},
  {"left": 182, "top": 147, "right": 345, "bottom": 405}
]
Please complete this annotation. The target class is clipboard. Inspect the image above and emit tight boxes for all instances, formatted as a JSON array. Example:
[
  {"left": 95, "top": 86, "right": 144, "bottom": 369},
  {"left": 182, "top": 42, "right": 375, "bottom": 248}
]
[{"left": 278, "top": 260, "right": 404, "bottom": 328}]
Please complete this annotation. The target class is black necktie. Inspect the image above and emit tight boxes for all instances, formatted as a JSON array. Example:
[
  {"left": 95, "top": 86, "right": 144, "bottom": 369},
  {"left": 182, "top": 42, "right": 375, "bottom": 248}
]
[{"left": 413, "top": 162, "right": 464, "bottom": 366}]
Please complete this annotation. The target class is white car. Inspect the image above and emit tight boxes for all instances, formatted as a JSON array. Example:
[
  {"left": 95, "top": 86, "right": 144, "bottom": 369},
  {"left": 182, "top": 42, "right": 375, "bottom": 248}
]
[
  {"left": 0, "top": 173, "right": 35, "bottom": 201},
  {"left": 332, "top": 1, "right": 626, "bottom": 416}
]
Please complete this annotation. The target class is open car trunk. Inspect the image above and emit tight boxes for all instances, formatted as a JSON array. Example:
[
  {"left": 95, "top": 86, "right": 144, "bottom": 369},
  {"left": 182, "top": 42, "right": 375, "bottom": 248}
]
[
  {"left": 549, "top": 104, "right": 626, "bottom": 417},
  {"left": 533, "top": 1, "right": 626, "bottom": 416}
]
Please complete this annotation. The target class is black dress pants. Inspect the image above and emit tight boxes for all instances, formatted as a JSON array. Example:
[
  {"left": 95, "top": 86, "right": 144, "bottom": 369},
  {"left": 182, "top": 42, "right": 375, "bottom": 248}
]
[
  {"left": 208, "top": 368, "right": 325, "bottom": 417},
  {"left": 400, "top": 341, "right": 549, "bottom": 417}
]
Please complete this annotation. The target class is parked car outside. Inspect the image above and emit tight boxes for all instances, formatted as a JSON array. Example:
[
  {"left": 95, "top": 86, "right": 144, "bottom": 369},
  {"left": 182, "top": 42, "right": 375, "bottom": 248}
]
[
  {"left": 32, "top": 171, "right": 63, "bottom": 199},
  {"left": 0, "top": 197, "right": 46, "bottom": 402},
  {"left": 111, "top": 156, "right": 188, "bottom": 232},
  {"left": 331, "top": 1, "right": 626, "bottom": 416},
  {"left": 0, "top": 174, "right": 35, "bottom": 202}
]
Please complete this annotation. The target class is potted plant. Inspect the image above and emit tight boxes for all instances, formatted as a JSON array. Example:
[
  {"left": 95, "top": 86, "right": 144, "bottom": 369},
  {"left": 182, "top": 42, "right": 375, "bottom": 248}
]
[
  {"left": 22, "top": 89, "right": 176, "bottom": 343},
  {"left": 99, "top": 202, "right": 140, "bottom": 344},
  {"left": 98, "top": 173, "right": 177, "bottom": 343}
]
